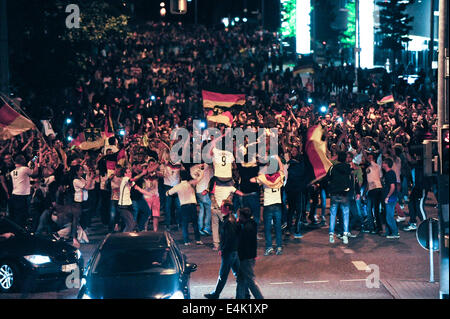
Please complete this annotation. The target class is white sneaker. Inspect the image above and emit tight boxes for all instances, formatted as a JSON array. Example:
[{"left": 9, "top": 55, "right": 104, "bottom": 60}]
[
  {"left": 396, "top": 216, "right": 406, "bottom": 222},
  {"left": 342, "top": 235, "right": 349, "bottom": 245},
  {"left": 329, "top": 234, "right": 335, "bottom": 244}
]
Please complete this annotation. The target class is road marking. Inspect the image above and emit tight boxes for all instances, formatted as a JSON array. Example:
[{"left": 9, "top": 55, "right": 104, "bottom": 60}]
[
  {"left": 352, "top": 261, "right": 370, "bottom": 271},
  {"left": 303, "top": 280, "right": 329, "bottom": 284},
  {"left": 342, "top": 248, "right": 355, "bottom": 254},
  {"left": 340, "top": 279, "right": 367, "bottom": 282},
  {"left": 269, "top": 282, "right": 293, "bottom": 285}
]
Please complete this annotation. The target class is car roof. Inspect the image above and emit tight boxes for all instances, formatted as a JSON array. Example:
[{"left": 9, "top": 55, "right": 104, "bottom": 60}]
[{"left": 100, "top": 231, "right": 171, "bottom": 251}]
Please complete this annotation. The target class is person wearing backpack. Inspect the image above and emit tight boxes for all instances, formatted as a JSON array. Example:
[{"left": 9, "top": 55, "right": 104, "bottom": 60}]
[{"left": 324, "top": 151, "right": 353, "bottom": 245}]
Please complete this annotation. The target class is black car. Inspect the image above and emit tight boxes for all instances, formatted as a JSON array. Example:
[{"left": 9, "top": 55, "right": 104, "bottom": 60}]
[
  {"left": 0, "top": 217, "right": 83, "bottom": 293},
  {"left": 77, "top": 231, "right": 197, "bottom": 299}
]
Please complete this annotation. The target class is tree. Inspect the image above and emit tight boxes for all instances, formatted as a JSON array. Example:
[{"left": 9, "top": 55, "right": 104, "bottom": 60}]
[
  {"left": 376, "top": 0, "right": 415, "bottom": 66},
  {"left": 7, "top": 0, "right": 130, "bottom": 105}
]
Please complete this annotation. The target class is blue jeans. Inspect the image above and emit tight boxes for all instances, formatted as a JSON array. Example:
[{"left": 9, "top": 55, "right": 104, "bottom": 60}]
[
  {"left": 196, "top": 193, "right": 212, "bottom": 233},
  {"left": 132, "top": 198, "right": 152, "bottom": 231},
  {"left": 384, "top": 201, "right": 399, "bottom": 235},
  {"left": 109, "top": 200, "right": 118, "bottom": 232},
  {"left": 263, "top": 204, "right": 282, "bottom": 249},
  {"left": 367, "top": 189, "right": 383, "bottom": 232},
  {"left": 180, "top": 204, "right": 201, "bottom": 244},
  {"left": 329, "top": 195, "right": 350, "bottom": 235},
  {"left": 241, "top": 193, "right": 261, "bottom": 226},
  {"left": 320, "top": 188, "right": 327, "bottom": 218},
  {"left": 212, "top": 251, "right": 240, "bottom": 297},
  {"left": 349, "top": 196, "right": 364, "bottom": 230},
  {"left": 286, "top": 190, "right": 306, "bottom": 234},
  {"left": 163, "top": 185, "right": 181, "bottom": 226}
]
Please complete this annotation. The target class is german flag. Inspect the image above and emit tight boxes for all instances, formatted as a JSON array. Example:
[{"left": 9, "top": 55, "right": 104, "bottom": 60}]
[
  {"left": 206, "top": 110, "right": 234, "bottom": 127},
  {"left": 202, "top": 90, "right": 245, "bottom": 109},
  {"left": 305, "top": 125, "right": 332, "bottom": 181},
  {"left": 377, "top": 95, "right": 394, "bottom": 105},
  {"left": 0, "top": 101, "right": 35, "bottom": 140},
  {"left": 293, "top": 64, "right": 315, "bottom": 76}
]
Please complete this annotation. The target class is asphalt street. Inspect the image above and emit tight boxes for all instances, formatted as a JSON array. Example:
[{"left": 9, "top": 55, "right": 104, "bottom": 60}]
[{"left": 0, "top": 197, "right": 441, "bottom": 299}]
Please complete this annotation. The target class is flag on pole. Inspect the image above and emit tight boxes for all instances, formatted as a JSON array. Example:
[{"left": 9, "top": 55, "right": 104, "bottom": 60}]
[
  {"left": 377, "top": 95, "right": 394, "bottom": 105},
  {"left": 202, "top": 90, "right": 245, "bottom": 109},
  {"left": 305, "top": 125, "right": 332, "bottom": 181},
  {"left": 0, "top": 101, "right": 35, "bottom": 140}
]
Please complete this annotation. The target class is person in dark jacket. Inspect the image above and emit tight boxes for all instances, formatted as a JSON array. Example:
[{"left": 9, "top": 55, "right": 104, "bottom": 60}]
[
  {"left": 403, "top": 152, "right": 426, "bottom": 231},
  {"left": 236, "top": 207, "right": 264, "bottom": 299},
  {"left": 285, "top": 146, "right": 308, "bottom": 238},
  {"left": 204, "top": 201, "right": 240, "bottom": 299},
  {"left": 324, "top": 151, "right": 353, "bottom": 245}
]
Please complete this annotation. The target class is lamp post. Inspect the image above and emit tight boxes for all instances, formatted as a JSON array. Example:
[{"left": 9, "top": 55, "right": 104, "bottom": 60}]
[{"left": 0, "top": 0, "right": 9, "bottom": 94}]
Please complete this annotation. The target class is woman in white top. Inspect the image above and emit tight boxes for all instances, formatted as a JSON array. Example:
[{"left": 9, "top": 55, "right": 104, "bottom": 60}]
[
  {"left": 117, "top": 167, "right": 136, "bottom": 232},
  {"left": 71, "top": 165, "right": 94, "bottom": 246}
]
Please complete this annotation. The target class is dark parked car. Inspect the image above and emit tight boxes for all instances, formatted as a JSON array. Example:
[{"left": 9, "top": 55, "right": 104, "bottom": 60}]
[
  {"left": 0, "top": 217, "right": 83, "bottom": 293},
  {"left": 77, "top": 231, "right": 197, "bottom": 299}
]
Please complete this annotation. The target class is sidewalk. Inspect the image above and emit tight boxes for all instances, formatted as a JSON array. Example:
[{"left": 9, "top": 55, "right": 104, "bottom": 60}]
[{"left": 381, "top": 279, "right": 440, "bottom": 299}]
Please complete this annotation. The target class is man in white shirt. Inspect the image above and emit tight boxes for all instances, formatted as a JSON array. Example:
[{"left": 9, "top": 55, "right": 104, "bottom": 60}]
[
  {"left": 364, "top": 152, "right": 384, "bottom": 234},
  {"left": 10, "top": 154, "right": 39, "bottom": 228},
  {"left": 191, "top": 163, "right": 213, "bottom": 236},
  {"left": 165, "top": 170, "right": 203, "bottom": 245},
  {"left": 251, "top": 156, "right": 285, "bottom": 256},
  {"left": 209, "top": 179, "right": 244, "bottom": 250}
]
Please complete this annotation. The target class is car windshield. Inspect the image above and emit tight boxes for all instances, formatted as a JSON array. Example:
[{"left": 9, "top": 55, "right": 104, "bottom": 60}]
[{"left": 92, "top": 248, "right": 176, "bottom": 275}]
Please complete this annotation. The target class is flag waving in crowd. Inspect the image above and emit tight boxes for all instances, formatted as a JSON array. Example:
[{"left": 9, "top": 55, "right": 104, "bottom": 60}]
[
  {"left": 202, "top": 90, "right": 245, "bottom": 109},
  {"left": 377, "top": 95, "right": 394, "bottom": 105},
  {"left": 305, "top": 125, "right": 332, "bottom": 182},
  {"left": 0, "top": 98, "right": 35, "bottom": 140}
]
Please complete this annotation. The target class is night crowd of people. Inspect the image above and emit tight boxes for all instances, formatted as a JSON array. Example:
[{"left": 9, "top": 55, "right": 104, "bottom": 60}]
[{"left": 1, "top": 22, "right": 438, "bottom": 261}]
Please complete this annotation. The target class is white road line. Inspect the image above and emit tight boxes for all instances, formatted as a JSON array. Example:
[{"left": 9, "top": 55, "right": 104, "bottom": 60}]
[
  {"left": 269, "top": 282, "right": 293, "bottom": 285},
  {"left": 340, "top": 279, "right": 367, "bottom": 282},
  {"left": 342, "top": 248, "right": 355, "bottom": 254},
  {"left": 352, "top": 261, "right": 370, "bottom": 271},
  {"left": 303, "top": 280, "right": 329, "bottom": 284}
]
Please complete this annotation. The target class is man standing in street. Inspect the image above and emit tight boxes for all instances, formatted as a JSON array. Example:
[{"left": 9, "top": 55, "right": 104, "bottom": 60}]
[
  {"left": 10, "top": 154, "right": 39, "bottom": 228},
  {"left": 236, "top": 207, "right": 264, "bottom": 299},
  {"left": 381, "top": 157, "right": 400, "bottom": 239},
  {"left": 204, "top": 201, "right": 240, "bottom": 299},
  {"left": 325, "top": 151, "right": 352, "bottom": 245}
]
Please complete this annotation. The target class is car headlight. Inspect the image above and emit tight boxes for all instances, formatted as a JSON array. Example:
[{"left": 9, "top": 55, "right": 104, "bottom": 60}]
[
  {"left": 24, "top": 255, "right": 51, "bottom": 265},
  {"left": 169, "top": 291, "right": 185, "bottom": 299},
  {"left": 76, "top": 249, "right": 82, "bottom": 260}
]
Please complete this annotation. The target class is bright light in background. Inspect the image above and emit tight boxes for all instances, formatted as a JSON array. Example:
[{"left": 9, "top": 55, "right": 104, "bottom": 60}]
[
  {"left": 243, "top": 17, "right": 248, "bottom": 22},
  {"left": 296, "top": 0, "right": 311, "bottom": 54},
  {"left": 234, "top": 17, "right": 240, "bottom": 22},
  {"left": 359, "top": 0, "right": 374, "bottom": 69},
  {"left": 222, "top": 18, "right": 229, "bottom": 27},
  {"left": 320, "top": 106, "right": 327, "bottom": 113}
]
